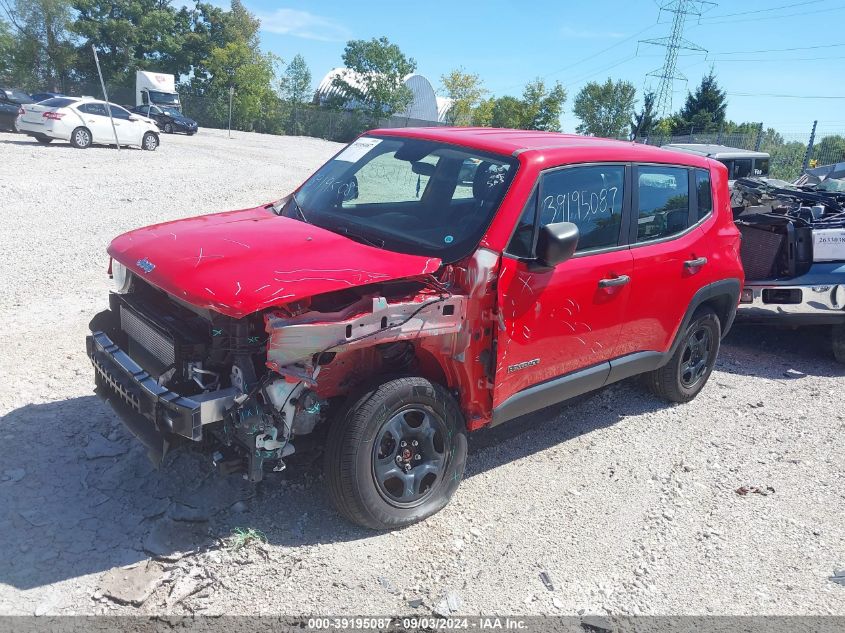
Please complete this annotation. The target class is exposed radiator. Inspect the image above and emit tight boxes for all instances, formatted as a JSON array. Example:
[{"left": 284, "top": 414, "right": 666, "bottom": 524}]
[{"left": 119, "top": 304, "right": 176, "bottom": 367}]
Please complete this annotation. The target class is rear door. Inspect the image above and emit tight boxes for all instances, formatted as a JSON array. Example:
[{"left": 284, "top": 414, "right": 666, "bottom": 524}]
[
  {"left": 77, "top": 103, "right": 114, "bottom": 143},
  {"left": 617, "top": 164, "right": 710, "bottom": 356},
  {"left": 494, "top": 163, "right": 634, "bottom": 405}
]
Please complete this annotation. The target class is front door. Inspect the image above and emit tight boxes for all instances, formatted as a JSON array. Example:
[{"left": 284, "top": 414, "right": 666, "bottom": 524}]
[
  {"left": 494, "top": 163, "right": 633, "bottom": 406},
  {"left": 77, "top": 103, "right": 113, "bottom": 143}
]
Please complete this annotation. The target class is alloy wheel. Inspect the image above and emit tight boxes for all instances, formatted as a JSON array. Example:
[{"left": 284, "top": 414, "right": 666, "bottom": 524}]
[
  {"left": 372, "top": 407, "right": 447, "bottom": 507},
  {"left": 679, "top": 326, "right": 712, "bottom": 388}
]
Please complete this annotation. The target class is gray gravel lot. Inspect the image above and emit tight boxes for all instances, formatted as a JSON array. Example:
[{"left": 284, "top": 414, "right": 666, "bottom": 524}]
[{"left": 0, "top": 128, "right": 843, "bottom": 617}]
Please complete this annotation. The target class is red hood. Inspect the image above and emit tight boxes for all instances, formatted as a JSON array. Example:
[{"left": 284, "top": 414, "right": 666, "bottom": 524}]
[{"left": 108, "top": 206, "right": 441, "bottom": 318}]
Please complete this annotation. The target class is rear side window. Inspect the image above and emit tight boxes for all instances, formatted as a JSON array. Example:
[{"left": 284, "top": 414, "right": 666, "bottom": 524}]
[
  {"left": 695, "top": 169, "right": 712, "bottom": 221},
  {"left": 538, "top": 165, "right": 625, "bottom": 252},
  {"left": 636, "top": 166, "right": 690, "bottom": 242},
  {"left": 79, "top": 103, "right": 108, "bottom": 116}
]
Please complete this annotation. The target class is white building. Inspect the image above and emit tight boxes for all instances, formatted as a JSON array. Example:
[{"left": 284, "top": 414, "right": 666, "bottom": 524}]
[{"left": 315, "top": 68, "right": 444, "bottom": 123}]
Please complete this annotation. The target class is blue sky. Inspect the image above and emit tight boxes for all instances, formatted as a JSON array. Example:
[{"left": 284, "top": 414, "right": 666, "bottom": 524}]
[{"left": 240, "top": 0, "right": 845, "bottom": 135}]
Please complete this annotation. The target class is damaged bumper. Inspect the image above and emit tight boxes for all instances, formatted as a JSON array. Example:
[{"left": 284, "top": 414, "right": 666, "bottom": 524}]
[{"left": 86, "top": 329, "right": 237, "bottom": 462}]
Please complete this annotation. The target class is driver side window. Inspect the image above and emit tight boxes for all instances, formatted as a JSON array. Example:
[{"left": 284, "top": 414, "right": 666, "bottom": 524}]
[{"left": 345, "top": 152, "right": 437, "bottom": 206}]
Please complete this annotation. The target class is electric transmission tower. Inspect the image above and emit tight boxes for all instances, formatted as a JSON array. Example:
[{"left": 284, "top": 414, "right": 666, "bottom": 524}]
[{"left": 640, "top": 0, "right": 715, "bottom": 118}]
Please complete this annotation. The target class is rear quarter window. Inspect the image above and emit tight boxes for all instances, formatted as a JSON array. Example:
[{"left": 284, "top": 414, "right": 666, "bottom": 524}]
[{"left": 695, "top": 169, "right": 713, "bottom": 221}]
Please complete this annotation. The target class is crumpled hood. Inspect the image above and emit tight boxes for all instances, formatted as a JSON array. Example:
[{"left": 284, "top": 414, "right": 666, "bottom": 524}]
[{"left": 108, "top": 205, "right": 441, "bottom": 318}]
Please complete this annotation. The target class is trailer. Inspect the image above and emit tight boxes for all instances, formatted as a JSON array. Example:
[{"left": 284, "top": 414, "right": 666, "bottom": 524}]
[{"left": 136, "top": 71, "right": 180, "bottom": 110}]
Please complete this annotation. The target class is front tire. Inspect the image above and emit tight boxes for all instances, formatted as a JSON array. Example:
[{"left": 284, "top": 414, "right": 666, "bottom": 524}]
[
  {"left": 70, "top": 127, "right": 92, "bottom": 149},
  {"left": 644, "top": 307, "right": 721, "bottom": 403},
  {"left": 142, "top": 132, "right": 159, "bottom": 151},
  {"left": 325, "top": 377, "right": 467, "bottom": 530}
]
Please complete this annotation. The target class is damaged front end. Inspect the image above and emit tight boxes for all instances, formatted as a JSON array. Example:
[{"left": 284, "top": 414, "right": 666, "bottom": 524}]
[{"left": 87, "top": 251, "right": 499, "bottom": 480}]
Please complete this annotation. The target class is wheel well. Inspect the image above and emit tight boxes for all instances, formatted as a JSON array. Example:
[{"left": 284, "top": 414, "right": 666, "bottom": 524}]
[{"left": 699, "top": 293, "right": 735, "bottom": 335}]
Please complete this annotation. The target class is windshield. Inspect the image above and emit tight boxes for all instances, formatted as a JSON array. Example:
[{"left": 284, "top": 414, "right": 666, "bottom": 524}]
[
  {"left": 160, "top": 106, "right": 183, "bottom": 117},
  {"left": 291, "top": 135, "right": 518, "bottom": 262},
  {"left": 147, "top": 90, "right": 180, "bottom": 106}
]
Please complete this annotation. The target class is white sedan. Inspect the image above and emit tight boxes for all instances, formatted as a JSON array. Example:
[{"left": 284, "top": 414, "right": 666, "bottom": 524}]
[{"left": 17, "top": 97, "right": 160, "bottom": 150}]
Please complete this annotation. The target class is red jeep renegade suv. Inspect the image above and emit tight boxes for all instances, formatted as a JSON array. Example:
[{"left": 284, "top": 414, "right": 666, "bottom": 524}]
[{"left": 87, "top": 128, "right": 744, "bottom": 529}]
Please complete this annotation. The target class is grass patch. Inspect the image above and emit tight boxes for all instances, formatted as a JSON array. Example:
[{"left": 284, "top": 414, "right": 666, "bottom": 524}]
[{"left": 228, "top": 527, "right": 267, "bottom": 552}]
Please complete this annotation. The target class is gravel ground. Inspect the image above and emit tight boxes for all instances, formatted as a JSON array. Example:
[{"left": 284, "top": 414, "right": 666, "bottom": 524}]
[{"left": 0, "top": 128, "right": 843, "bottom": 617}]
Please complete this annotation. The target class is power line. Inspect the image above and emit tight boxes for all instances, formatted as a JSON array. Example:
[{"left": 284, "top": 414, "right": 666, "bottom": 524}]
[
  {"left": 695, "top": 3, "right": 845, "bottom": 25},
  {"left": 709, "top": 54, "right": 845, "bottom": 62},
  {"left": 710, "top": 42, "right": 845, "bottom": 55},
  {"left": 727, "top": 92, "right": 845, "bottom": 100},
  {"left": 640, "top": 0, "right": 714, "bottom": 117},
  {"left": 696, "top": 0, "right": 822, "bottom": 20}
]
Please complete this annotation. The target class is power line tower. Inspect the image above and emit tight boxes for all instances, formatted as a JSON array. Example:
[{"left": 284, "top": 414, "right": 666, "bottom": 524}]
[{"left": 640, "top": 0, "right": 715, "bottom": 118}]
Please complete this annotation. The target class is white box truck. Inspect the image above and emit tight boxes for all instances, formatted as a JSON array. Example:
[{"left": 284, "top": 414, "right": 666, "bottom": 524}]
[{"left": 136, "top": 71, "right": 181, "bottom": 110}]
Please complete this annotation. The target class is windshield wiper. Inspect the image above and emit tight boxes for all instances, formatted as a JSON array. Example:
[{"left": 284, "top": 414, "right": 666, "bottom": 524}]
[
  {"left": 275, "top": 194, "right": 308, "bottom": 223},
  {"left": 334, "top": 226, "right": 385, "bottom": 249}
]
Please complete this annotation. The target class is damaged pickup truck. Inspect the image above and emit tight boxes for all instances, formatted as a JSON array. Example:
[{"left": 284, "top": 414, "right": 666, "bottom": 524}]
[
  {"left": 733, "top": 174, "right": 845, "bottom": 362},
  {"left": 87, "top": 129, "right": 743, "bottom": 529}
]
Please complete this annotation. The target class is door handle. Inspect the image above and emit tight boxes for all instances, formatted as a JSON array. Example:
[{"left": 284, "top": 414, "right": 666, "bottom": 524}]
[
  {"left": 684, "top": 257, "right": 708, "bottom": 268},
  {"left": 598, "top": 275, "right": 630, "bottom": 288}
]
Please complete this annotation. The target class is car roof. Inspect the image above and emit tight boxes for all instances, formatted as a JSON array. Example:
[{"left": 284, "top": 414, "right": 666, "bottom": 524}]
[
  {"left": 370, "top": 127, "right": 714, "bottom": 168},
  {"left": 663, "top": 143, "right": 770, "bottom": 159}
]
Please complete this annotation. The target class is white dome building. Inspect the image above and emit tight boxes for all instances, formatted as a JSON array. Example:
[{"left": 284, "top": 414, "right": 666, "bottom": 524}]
[{"left": 315, "top": 68, "right": 441, "bottom": 123}]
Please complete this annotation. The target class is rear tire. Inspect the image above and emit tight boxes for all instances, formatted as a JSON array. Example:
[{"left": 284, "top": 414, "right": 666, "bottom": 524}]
[
  {"left": 70, "top": 127, "right": 92, "bottom": 149},
  {"left": 163, "top": 122, "right": 173, "bottom": 134},
  {"left": 324, "top": 377, "right": 467, "bottom": 530},
  {"left": 833, "top": 322, "right": 845, "bottom": 364},
  {"left": 35, "top": 136, "right": 52, "bottom": 144},
  {"left": 142, "top": 131, "right": 159, "bottom": 151},
  {"left": 644, "top": 307, "right": 721, "bottom": 403}
]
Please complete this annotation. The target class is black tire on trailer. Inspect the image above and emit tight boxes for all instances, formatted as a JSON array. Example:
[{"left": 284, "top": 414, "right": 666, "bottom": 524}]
[
  {"left": 70, "top": 127, "right": 92, "bottom": 149},
  {"left": 142, "top": 132, "right": 159, "bottom": 151},
  {"left": 832, "top": 322, "right": 845, "bottom": 364},
  {"left": 324, "top": 376, "right": 467, "bottom": 530},
  {"left": 644, "top": 306, "right": 721, "bottom": 403}
]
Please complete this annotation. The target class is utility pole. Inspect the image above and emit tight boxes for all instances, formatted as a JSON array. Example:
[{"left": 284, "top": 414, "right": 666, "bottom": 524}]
[
  {"left": 640, "top": 1, "right": 715, "bottom": 118},
  {"left": 228, "top": 86, "right": 234, "bottom": 139},
  {"left": 92, "top": 44, "right": 120, "bottom": 151},
  {"left": 802, "top": 120, "right": 818, "bottom": 172}
]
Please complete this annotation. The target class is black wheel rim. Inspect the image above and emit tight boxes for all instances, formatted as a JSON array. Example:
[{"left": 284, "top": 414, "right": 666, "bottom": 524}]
[
  {"left": 679, "top": 325, "right": 712, "bottom": 388},
  {"left": 372, "top": 407, "right": 448, "bottom": 507}
]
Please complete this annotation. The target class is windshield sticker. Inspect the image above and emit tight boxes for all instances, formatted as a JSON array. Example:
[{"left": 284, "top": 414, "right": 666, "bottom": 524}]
[
  {"left": 444, "top": 235, "right": 454, "bottom": 244},
  {"left": 335, "top": 137, "right": 382, "bottom": 163}
]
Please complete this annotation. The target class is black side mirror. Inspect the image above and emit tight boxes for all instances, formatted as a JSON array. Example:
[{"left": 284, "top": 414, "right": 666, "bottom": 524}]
[{"left": 536, "top": 221, "right": 579, "bottom": 267}]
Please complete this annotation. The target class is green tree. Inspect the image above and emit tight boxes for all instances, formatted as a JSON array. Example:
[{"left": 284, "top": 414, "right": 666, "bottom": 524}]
[
  {"left": 280, "top": 53, "right": 311, "bottom": 134},
  {"left": 673, "top": 69, "right": 727, "bottom": 134},
  {"left": 573, "top": 78, "right": 636, "bottom": 138},
  {"left": 280, "top": 53, "right": 311, "bottom": 104},
  {"left": 471, "top": 96, "right": 495, "bottom": 127},
  {"left": 440, "top": 67, "right": 487, "bottom": 126},
  {"left": 1, "top": 0, "right": 76, "bottom": 90},
  {"left": 331, "top": 36, "right": 416, "bottom": 122},
  {"left": 631, "top": 91, "right": 656, "bottom": 138},
  {"left": 521, "top": 78, "right": 566, "bottom": 131},
  {"left": 814, "top": 135, "right": 845, "bottom": 166},
  {"left": 490, "top": 95, "right": 524, "bottom": 129},
  {"left": 72, "top": 0, "right": 190, "bottom": 95}
]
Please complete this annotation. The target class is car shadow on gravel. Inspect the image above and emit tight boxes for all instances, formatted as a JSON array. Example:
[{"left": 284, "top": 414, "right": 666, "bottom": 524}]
[
  {"left": 720, "top": 324, "right": 844, "bottom": 379},
  {"left": 0, "top": 380, "right": 672, "bottom": 590}
]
